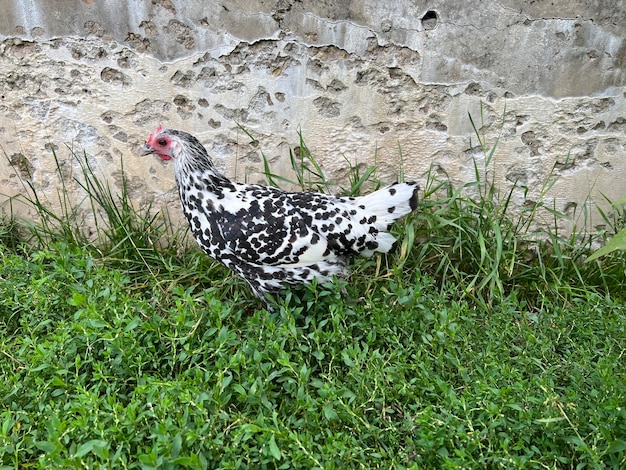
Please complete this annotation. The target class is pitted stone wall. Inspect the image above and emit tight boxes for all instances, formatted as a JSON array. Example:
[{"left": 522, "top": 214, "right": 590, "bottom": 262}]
[{"left": 1, "top": 0, "right": 625, "bottom": 232}]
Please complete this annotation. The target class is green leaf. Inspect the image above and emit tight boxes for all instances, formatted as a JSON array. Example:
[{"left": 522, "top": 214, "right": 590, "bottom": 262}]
[
  {"left": 124, "top": 317, "right": 141, "bottom": 332},
  {"left": 323, "top": 403, "right": 338, "bottom": 421},
  {"left": 35, "top": 441, "right": 57, "bottom": 453},
  {"left": 171, "top": 433, "right": 182, "bottom": 458},
  {"left": 75, "top": 439, "right": 108, "bottom": 458},
  {"left": 220, "top": 374, "right": 233, "bottom": 391},
  {"left": 606, "top": 439, "right": 626, "bottom": 454},
  {"left": 268, "top": 434, "right": 282, "bottom": 460},
  {"left": 534, "top": 417, "right": 566, "bottom": 424},
  {"left": 68, "top": 291, "right": 87, "bottom": 307},
  {"left": 586, "top": 227, "right": 626, "bottom": 262},
  {"left": 2, "top": 416, "right": 14, "bottom": 434},
  {"left": 611, "top": 197, "right": 626, "bottom": 206},
  {"left": 240, "top": 423, "right": 261, "bottom": 434},
  {"left": 341, "top": 351, "right": 355, "bottom": 367}
]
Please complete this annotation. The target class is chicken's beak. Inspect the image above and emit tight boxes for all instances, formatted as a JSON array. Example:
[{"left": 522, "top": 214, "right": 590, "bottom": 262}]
[{"left": 140, "top": 143, "right": 155, "bottom": 156}]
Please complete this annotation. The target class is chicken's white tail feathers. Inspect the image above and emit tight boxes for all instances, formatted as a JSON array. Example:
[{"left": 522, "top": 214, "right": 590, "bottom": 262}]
[{"left": 357, "top": 182, "right": 419, "bottom": 226}]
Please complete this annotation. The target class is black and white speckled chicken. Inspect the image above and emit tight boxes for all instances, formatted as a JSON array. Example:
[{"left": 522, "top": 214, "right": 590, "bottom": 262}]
[{"left": 141, "top": 126, "right": 419, "bottom": 306}]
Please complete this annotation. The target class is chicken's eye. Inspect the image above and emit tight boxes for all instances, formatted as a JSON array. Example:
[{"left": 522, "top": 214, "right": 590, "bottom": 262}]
[{"left": 157, "top": 138, "right": 167, "bottom": 146}]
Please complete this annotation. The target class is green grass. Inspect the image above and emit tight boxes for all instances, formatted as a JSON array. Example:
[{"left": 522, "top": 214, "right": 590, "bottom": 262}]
[{"left": 1, "top": 116, "right": 626, "bottom": 468}]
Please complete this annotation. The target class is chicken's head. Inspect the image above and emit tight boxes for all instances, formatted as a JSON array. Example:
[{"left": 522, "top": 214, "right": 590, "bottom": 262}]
[{"left": 141, "top": 125, "right": 180, "bottom": 161}]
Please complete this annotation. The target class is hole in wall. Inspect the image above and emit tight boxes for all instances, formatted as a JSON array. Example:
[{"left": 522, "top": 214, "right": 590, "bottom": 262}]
[{"left": 421, "top": 10, "right": 438, "bottom": 30}]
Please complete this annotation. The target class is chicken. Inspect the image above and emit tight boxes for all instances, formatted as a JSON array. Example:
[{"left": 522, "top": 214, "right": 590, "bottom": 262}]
[{"left": 141, "top": 126, "right": 419, "bottom": 306}]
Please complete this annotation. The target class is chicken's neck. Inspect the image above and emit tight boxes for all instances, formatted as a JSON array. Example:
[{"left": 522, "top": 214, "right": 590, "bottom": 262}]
[{"left": 174, "top": 148, "right": 234, "bottom": 195}]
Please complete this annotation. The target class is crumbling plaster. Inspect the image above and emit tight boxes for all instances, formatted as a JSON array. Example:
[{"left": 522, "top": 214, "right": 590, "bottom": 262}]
[{"left": 1, "top": 0, "right": 625, "bottom": 232}]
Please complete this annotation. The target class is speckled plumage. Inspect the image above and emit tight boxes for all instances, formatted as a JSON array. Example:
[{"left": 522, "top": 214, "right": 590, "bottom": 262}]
[{"left": 141, "top": 127, "right": 419, "bottom": 304}]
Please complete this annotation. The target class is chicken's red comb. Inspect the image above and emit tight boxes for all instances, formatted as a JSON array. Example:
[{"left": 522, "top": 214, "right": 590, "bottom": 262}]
[{"left": 147, "top": 125, "right": 163, "bottom": 144}]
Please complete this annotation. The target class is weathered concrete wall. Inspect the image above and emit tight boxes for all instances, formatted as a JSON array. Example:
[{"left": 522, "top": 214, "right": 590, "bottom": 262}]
[{"left": 1, "top": 0, "right": 625, "bottom": 232}]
